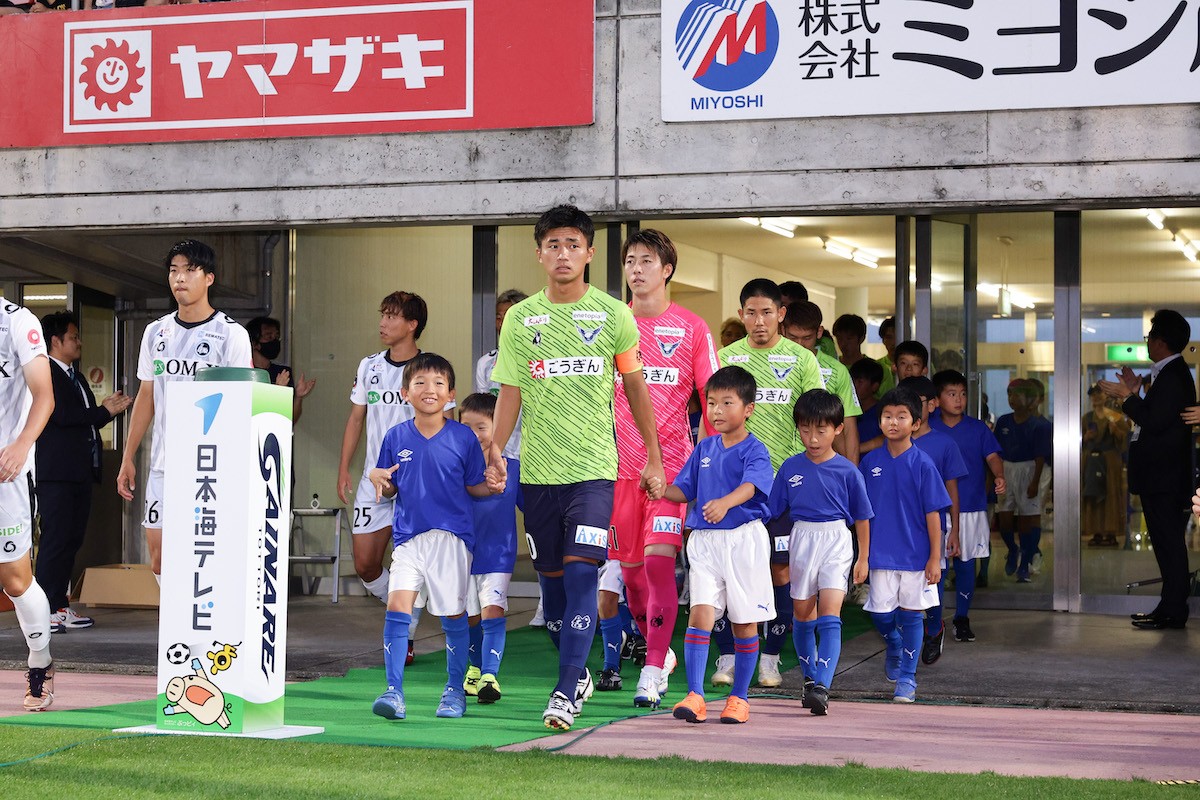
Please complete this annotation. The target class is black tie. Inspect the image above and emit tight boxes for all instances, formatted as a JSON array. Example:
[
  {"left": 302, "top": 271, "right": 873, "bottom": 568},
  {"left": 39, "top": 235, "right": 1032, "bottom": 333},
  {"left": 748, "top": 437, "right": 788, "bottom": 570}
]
[{"left": 69, "top": 367, "right": 101, "bottom": 471}]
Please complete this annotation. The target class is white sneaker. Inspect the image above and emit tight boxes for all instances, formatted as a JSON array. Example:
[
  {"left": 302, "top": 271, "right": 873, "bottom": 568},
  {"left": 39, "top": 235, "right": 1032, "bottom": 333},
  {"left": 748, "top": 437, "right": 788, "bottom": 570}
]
[
  {"left": 1030, "top": 552, "right": 1045, "bottom": 576},
  {"left": 757, "top": 653, "right": 782, "bottom": 687},
  {"left": 571, "top": 667, "right": 594, "bottom": 715},
  {"left": 530, "top": 599, "right": 546, "bottom": 628},
  {"left": 52, "top": 607, "right": 94, "bottom": 631},
  {"left": 658, "top": 647, "right": 677, "bottom": 695},
  {"left": 711, "top": 654, "right": 735, "bottom": 686},
  {"left": 633, "top": 665, "right": 661, "bottom": 709},
  {"left": 543, "top": 691, "right": 575, "bottom": 730}
]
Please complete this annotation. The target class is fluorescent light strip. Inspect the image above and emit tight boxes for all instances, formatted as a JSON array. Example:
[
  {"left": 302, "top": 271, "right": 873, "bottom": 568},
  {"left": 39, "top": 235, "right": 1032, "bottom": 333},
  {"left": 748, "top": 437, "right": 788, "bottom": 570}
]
[{"left": 1144, "top": 209, "right": 1165, "bottom": 230}]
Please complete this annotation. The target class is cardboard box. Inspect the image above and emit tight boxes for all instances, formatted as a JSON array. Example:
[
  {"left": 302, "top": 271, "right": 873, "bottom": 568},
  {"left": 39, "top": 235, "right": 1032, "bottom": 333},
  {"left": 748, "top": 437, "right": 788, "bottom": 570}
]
[{"left": 77, "top": 563, "right": 160, "bottom": 609}]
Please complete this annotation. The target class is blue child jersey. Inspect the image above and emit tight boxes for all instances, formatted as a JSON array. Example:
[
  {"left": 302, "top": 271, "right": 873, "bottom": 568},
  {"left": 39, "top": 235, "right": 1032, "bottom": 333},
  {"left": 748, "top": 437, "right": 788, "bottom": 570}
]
[
  {"left": 471, "top": 457, "right": 523, "bottom": 575},
  {"left": 673, "top": 432, "right": 774, "bottom": 531},
  {"left": 375, "top": 419, "right": 487, "bottom": 548},
  {"left": 912, "top": 428, "right": 969, "bottom": 529},
  {"left": 929, "top": 411, "right": 1001, "bottom": 513},
  {"left": 859, "top": 445, "right": 951, "bottom": 571},
  {"left": 993, "top": 413, "right": 1048, "bottom": 463},
  {"left": 768, "top": 452, "right": 874, "bottom": 527},
  {"left": 857, "top": 405, "right": 882, "bottom": 444}
]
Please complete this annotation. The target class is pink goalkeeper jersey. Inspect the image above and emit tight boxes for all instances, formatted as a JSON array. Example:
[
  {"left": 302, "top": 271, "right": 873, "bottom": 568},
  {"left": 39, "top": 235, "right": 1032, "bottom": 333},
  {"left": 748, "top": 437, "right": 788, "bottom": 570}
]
[{"left": 615, "top": 303, "right": 718, "bottom": 481}]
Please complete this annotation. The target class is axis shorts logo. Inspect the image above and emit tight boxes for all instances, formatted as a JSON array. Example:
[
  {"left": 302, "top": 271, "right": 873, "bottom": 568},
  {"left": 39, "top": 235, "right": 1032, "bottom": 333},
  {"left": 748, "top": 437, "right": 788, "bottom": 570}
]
[
  {"left": 674, "top": 0, "right": 779, "bottom": 92},
  {"left": 574, "top": 524, "right": 608, "bottom": 548},
  {"left": 652, "top": 516, "right": 683, "bottom": 536}
]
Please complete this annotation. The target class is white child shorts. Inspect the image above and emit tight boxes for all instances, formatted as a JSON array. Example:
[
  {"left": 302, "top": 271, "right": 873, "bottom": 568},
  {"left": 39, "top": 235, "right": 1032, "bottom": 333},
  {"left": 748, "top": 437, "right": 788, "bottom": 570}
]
[
  {"left": 996, "top": 460, "right": 1042, "bottom": 516},
  {"left": 864, "top": 568, "right": 940, "bottom": 613},
  {"left": 467, "top": 572, "right": 512, "bottom": 616},
  {"left": 788, "top": 519, "right": 854, "bottom": 600},
  {"left": 954, "top": 510, "right": 991, "bottom": 563},
  {"left": 598, "top": 558, "right": 625, "bottom": 595},
  {"left": 0, "top": 473, "right": 33, "bottom": 563},
  {"left": 388, "top": 530, "right": 471, "bottom": 617},
  {"left": 686, "top": 520, "right": 774, "bottom": 625},
  {"left": 142, "top": 469, "right": 164, "bottom": 529},
  {"left": 352, "top": 472, "right": 395, "bottom": 535}
]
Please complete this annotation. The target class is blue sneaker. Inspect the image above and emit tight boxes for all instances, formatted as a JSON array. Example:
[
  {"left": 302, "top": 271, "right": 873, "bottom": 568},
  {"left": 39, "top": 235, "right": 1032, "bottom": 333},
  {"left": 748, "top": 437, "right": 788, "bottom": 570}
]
[
  {"left": 436, "top": 686, "right": 467, "bottom": 718},
  {"left": 893, "top": 678, "right": 917, "bottom": 703},
  {"left": 372, "top": 689, "right": 406, "bottom": 720}
]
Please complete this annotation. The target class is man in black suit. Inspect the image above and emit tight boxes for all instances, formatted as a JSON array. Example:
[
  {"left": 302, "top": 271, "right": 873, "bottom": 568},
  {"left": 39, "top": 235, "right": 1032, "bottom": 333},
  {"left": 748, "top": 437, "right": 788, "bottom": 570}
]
[
  {"left": 34, "top": 312, "right": 131, "bottom": 633},
  {"left": 1100, "top": 309, "right": 1196, "bottom": 629}
]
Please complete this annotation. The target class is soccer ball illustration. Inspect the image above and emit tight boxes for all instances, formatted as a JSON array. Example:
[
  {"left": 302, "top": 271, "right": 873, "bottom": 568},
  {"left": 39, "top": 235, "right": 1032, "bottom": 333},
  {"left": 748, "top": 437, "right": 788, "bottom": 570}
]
[{"left": 166, "top": 643, "right": 190, "bottom": 665}]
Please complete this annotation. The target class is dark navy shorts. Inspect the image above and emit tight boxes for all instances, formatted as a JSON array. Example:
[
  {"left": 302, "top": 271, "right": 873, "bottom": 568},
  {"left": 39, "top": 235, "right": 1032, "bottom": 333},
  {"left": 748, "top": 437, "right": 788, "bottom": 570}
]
[
  {"left": 767, "top": 513, "right": 792, "bottom": 565},
  {"left": 522, "top": 480, "right": 615, "bottom": 572}
]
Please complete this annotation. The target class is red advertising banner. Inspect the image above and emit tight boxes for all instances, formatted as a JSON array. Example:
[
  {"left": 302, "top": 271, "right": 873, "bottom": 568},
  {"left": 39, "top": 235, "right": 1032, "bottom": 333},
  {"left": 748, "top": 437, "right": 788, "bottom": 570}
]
[{"left": 0, "top": 0, "right": 593, "bottom": 147}]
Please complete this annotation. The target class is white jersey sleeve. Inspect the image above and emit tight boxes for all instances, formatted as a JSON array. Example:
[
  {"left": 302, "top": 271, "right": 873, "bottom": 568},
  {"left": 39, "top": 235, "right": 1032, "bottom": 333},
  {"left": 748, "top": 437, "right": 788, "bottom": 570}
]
[
  {"left": 10, "top": 308, "right": 47, "bottom": 366},
  {"left": 349, "top": 355, "right": 371, "bottom": 406}
]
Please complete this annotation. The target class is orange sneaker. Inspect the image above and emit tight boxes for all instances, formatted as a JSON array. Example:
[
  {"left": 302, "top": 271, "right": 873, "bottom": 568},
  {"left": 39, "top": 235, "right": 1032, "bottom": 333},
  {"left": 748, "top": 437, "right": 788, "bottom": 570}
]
[
  {"left": 719, "top": 695, "right": 750, "bottom": 724},
  {"left": 672, "top": 691, "right": 707, "bottom": 723}
]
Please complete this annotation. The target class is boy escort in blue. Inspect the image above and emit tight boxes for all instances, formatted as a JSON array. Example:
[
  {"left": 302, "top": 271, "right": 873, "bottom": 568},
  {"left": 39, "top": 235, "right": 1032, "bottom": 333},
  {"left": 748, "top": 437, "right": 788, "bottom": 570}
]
[
  {"left": 930, "top": 370, "right": 1006, "bottom": 643},
  {"left": 768, "top": 389, "right": 872, "bottom": 716},
  {"left": 899, "top": 376, "right": 968, "bottom": 667},
  {"left": 859, "top": 387, "right": 951, "bottom": 703},
  {"left": 665, "top": 366, "right": 775, "bottom": 725},
  {"left": 368, "top": 354, "right": 493, "bottom": 721},
  {"left": 459, "top": 393, "right": 523, "bottom": 704}
]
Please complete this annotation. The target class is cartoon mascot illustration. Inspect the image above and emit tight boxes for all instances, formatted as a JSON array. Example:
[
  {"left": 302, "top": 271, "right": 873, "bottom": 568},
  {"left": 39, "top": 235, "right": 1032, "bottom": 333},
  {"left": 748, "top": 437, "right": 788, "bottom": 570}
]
[{"left": 163, "top": 658, "right": 231, "bottom": 729}]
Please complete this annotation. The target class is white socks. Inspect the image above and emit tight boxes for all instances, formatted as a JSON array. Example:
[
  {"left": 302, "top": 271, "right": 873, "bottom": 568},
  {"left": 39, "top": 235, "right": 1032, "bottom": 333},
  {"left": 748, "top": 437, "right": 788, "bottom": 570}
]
[
  {"left": 7, "top": 582, "right": 52, "bottom": 668},
  {"left": 362, "top": 573, "right": 390, "bottom": 603},
  {"left": 409, "top": 606, "right": 423, "bottom": 638}
]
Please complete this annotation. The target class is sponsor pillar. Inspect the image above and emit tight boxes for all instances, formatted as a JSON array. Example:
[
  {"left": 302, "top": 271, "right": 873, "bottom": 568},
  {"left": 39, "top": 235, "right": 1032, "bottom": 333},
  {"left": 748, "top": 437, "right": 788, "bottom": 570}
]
[{"left": 154, "top": 369, "right": 297, "bottom": 735}]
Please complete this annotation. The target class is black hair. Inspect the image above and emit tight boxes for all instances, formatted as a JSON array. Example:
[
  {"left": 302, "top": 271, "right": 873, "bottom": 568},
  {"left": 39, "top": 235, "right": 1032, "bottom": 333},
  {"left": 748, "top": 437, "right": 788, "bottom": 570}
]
[
  {"left": 246, "top": 316, "right": 281, "bottom": 345},
  {"left": 1149, "top": 309, "right": 1191, "bottom": 353},
  {"left": 898, "top": 375, "right": 936, "bottom": 402},
  {"left": 894, "top": 339, "right": 929, "bottom": 368},
  {"left": 782, "top": 301, "right": 822, "bottom": 332},
  {"left": 534, "top": 205, "right": 595, "bottom": 247},
  {"left": 933, "top": 369, "right": 968, "bottom": 394},
  {"left": 379, "top": 291, "right": 428, "bottom": 340},
  {"left": 622, "top": 229, "right": 678, "bottom": 285},
  {"left": 706, "top": 365, "right": 756, "bottom": 406},
  {"left": 402, "top": 352, "right": 455, "bottom": 390},
  {"left": 459, "top": 392, "right": 497, "bottom": 418},
  {"left": 878, "top": 386, "right": 923, "bottom": 421},
  {"left": 497, "top": 289, "right": 528, "bottom": 307},
  {"left": 792, "top": 388, "right": 844, "bottom": 427},
  {"left": 849, "top": 357, "right": 884, "bottom": 386},
  {"left": 832, "top": 313, "right": 867, "bottom": 341},
  {"left": 165, "top": 239, "right": 217, "bottom": 275},
  {"left": 878, "top": 316, "right": 896, "bottom": 339},
  {"left": 40, "top": 310, "right": 77, "bottom": 344},
  {"left": 739, "top": 278, "right": 782, "bottom": 309},
  {"left": 778, "top": 280, "right": 809, "bottom": 303}
]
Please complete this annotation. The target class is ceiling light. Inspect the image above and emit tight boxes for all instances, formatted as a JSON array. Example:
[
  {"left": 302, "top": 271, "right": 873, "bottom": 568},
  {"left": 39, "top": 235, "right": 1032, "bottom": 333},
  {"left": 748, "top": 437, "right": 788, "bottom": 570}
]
[
  {"left": 739, "top": 217, "right": 760, "bottom": 227},
  {"left": 1144, "top": 209, "right": 1166, "bottom": 230},
  {"left": 822, "top": 239, "right": 855, "bottom": 260},
  {"left": 759, "top": 220, "right": 796, "bottom": 238},
  {"left": 852, "top": 252, "right": 878, "bottom": 268}
]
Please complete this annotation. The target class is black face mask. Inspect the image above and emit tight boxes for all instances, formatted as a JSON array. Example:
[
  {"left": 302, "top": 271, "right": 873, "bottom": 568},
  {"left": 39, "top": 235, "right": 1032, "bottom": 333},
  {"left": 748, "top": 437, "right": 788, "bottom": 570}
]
[{"left": 258, "top": 340, "right": 282, "bottom": 361}]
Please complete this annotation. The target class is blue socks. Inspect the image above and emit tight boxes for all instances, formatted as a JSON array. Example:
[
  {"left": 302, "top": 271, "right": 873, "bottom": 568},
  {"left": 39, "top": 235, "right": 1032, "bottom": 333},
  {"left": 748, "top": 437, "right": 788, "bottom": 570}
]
[
  {"left": 954, "top": 558, "right": 976, "bottom": 618},
  {"left": 383, "top": 610, "right": 411, "bottom": 693},
  {"left": 814, "top": 615, "right": 842, "bottom": 688},
  {"left": 713, "top": 614, "right": 735, "bottom": 655},
  {"left": 554, "top": 561, "right": 598, "bottom": 697},
  {"left": 731, "top": 636, "right": 758, "bottom": 700},
  {"left": 539, "top": 573, "right": 567, "bottom": 650},
  {"left": 684, "top": 626, "right": 710, "bottom": 696},
  {"left": 468, "top": 620, "right": 484, "bottom": 668},
  {"left": 897, "top": 609, "right": 924, "bottom": 682},
  {"left": 924, "top": 576, "right": 944, "bottom": 637},
  {"left": 441, "top": 615, "right": 469, "bottom": 691},
  {"left": 618, "top": 601, "right": 638, "bottom": 639},
  {"left": 481, "top": 617, "right": 506, "bottom": 676},
  {"left": 869, "top": 609, "right": 900, "bottom": 653},
  {"left": 599, "top": 614, "right": 624, "bottom": 671},
  {"left": 792, "top": 617, "right": 817, "bottom": 680},
  {"left": 762, "top": 584, "right": 792, "bottom": 656}
]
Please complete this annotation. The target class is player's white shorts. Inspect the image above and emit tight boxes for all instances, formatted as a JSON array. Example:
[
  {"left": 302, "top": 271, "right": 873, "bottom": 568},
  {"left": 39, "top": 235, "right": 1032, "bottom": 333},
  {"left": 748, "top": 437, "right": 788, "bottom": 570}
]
[
  {"left": 142, "top": 469, "right": 164, "bottom": 529},
  {"left": 0, "top": 473, "right": 34, "bottom": 564},
  {"left": 388, "top": 530, "right": 471, "bottom": 617},
  {"left": 996, "top": 460, "right": 1042, "bottom": 516},
  {"left": 598, "top": 558, "right": 624, "bottom": 595},
  {"left": 686, "top": 520, "right": 774, "bottom": 625},
  {"left": 353, "top": 472, "right": 394, "bottom": 535},
  {"left": 787, "top": 519, "right": 853, "bottom": 600},
  {"left": 467, "top": 572, "right": 512, "bottom": 616},
  {"left": 952, "top": 511, "right": 990, "bottom": 563},
  {"left": 863, "top": 569, "right": 940, "bottom": 613}
]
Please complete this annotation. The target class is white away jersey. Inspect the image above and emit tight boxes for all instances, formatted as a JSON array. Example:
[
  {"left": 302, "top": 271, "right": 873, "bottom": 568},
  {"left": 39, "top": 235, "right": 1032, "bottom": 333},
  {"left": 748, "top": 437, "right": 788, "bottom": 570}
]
[
  {"left": 475, "top": 348, "right": 521, "bottom": 460},
  {"left": 0, "top": 301, "right": 48, "bottom": 472},
  {"left": 137, "top": 311, "right": 252, "bottom": 472}
]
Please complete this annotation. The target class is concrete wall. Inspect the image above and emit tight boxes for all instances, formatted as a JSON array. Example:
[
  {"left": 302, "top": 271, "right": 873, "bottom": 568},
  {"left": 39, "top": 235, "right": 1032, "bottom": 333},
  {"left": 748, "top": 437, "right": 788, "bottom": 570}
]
[{"left": 3, "top": 2, "right": 1199, "bottom": 232}]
